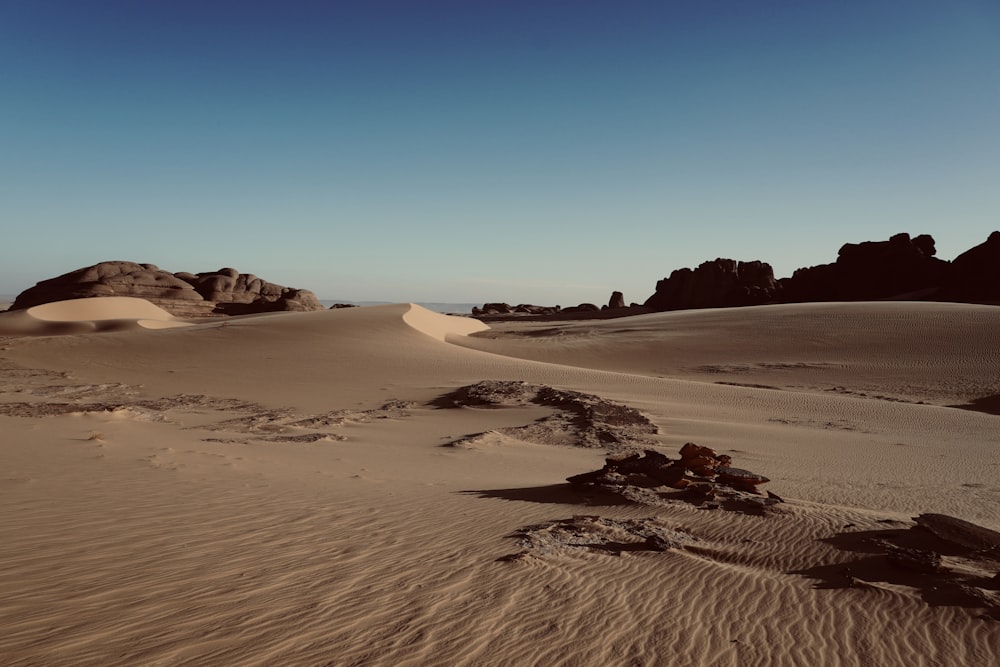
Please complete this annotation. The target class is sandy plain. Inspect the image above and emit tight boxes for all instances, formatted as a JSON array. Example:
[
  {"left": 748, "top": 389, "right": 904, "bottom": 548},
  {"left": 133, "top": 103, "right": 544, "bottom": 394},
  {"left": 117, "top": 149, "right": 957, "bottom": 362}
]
[{"left": 0, "top": 297, "right": 998, "bottom": 666}]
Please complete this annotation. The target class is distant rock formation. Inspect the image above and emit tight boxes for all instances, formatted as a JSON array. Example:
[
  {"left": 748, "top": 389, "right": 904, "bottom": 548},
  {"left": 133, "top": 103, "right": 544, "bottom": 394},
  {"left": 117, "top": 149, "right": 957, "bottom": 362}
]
[
  {"left": 606, "top": 291, "right": 626, "bottom": 309},
  {"left": 946, "top": 231, "right": 1000, "bottom": 303},
  {"left": 471, "top": 303, "right": 561, "bottom": 317},
  {"left": 644, "top": 259, "right": 780, "bottom": 312},
  {"left": 561, "top": 303, "right": 600, "bottom": 314},
  {"left": 781, "top": 233, "right": 949, "bottom": 302},
  {"left": 643, "top": 232, "right": 1000, "bottom": 312},
  {"left": 10, "top": 261, "right": 324, "bottom": 317}
]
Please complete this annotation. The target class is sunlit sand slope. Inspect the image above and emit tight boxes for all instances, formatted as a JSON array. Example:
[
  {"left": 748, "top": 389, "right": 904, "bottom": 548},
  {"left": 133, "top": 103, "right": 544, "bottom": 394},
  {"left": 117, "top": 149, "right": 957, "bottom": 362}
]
[{"left": 1, "top": 301, "right": 997, "bottom": 666}]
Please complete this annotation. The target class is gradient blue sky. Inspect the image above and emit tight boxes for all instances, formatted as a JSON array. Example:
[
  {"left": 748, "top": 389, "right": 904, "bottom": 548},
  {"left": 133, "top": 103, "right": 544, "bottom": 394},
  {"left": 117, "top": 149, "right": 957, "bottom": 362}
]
[{"left": 2, "top": 0, "right": 998, "bottom": 304}]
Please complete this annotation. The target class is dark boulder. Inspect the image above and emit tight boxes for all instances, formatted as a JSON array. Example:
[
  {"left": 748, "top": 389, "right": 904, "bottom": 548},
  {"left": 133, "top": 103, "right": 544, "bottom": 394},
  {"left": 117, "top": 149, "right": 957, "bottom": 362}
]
[{"left": 607, "top": 291, "right": 626, "bottom": 309}]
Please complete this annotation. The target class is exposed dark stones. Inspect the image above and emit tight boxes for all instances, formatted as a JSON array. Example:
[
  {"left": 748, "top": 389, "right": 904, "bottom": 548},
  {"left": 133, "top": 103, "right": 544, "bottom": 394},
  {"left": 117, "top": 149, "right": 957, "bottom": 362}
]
[
  {"left": 439, "top": 380, "right": 658, "bottom": 451},
  {"left": 567, "top": 445, "right": 779, "bottom": 512},
  {"left": 471, "top": 303, "right": 561, "bottom": 316},
  {"left": 644, "top": 259, "right": 780, "bottom": 312},
  {"left": 607, "top": 291, "right": 626, "bottom": 309},
  {"left": 501, "top": 515, "right": 699, "bottom": 561},
  {"left": 10, "top": 261, "right": 324, "bottom": 317},
  {"left": 715, "top": 466, "right": 771, "bottom": 490}
]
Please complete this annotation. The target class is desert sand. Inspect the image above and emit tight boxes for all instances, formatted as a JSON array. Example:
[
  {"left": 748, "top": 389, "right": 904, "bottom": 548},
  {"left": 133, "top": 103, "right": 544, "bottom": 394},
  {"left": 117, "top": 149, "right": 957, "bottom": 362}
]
[{"left": 1, "top": 297, "right": 998, "bottom": 666}]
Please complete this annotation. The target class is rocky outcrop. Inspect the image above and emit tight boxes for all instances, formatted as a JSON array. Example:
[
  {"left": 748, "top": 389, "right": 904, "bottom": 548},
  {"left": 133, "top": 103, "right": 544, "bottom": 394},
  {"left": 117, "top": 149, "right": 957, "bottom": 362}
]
[
  {"left": 913, "top": 513, "right": 1000, "bottom": 552},
  {"left": 946, "top": 231, "right": 1000, "bottom": 303},
  {"left": 10, "top": 261, "right": 324, "bottom": 317},
  {"left": 642, "top": 232, "right": 1000, "bottom": 311},
  {"left": 561, "top": 303, "right": 600, "bottom": 314},
  {"left": 439, "top": 380, "right": 658, "bottom": 451},
  {"left": 471, "top": 303, "right": 561, "bottom": 317},
  {"left": 567, "top": 443, "right": 780, "bottom": 512},
  {"left": 781, "top": 233, "right": 949, "bottom": 302},
  {"left": 644, "top": 259, "right": 780, "bottom": 312},
  {"left": 606, "top": 291, "right": 625, "bottom": 309}
]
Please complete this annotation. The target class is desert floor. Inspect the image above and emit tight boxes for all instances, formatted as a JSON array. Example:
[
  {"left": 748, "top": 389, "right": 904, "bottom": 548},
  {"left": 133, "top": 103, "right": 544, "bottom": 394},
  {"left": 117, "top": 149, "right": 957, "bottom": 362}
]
[{"left": 1, "top": 299, "right": 998, "bottom": 666}]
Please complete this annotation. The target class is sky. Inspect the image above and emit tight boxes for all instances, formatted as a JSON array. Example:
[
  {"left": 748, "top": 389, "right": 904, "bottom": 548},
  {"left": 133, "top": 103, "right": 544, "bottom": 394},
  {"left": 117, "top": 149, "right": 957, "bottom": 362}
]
[{"left": 2, "top": 0, "right": 998, "bottom": 305}]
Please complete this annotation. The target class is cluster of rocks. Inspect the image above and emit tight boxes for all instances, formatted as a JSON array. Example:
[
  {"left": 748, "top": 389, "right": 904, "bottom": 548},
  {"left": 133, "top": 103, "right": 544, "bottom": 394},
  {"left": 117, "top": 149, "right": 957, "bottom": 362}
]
[
  {"left": 914, "top": 513, "right": 1000, "bottom": 554},
  {"left": 9, "top": 261, "right": 324, "bottom": 317},
  {"left": 471, "top": 303, "right": 562, "bottom": 316},
  {"left": 643, "top": 231, "right": 1000, "bottom": 312},
  {"left": 500, "top": 515, "right": 700, "bottom": 562},
  {"left": 471, "top": 293, "right": 644, "bottom": 320},
  {"left": 440, "top": 380, "right": 658, "bottom": 451},
  {"left": 568, "top": 443, "right": 781, "bottom": 512}
]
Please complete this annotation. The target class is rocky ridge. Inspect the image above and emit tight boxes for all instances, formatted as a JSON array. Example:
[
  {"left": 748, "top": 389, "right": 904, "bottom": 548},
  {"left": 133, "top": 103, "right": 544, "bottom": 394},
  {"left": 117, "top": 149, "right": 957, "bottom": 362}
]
[
  {"left": 643, "top": 231, "right": 1000, "bottom": 313},
  {"left": 10, "top": 261, "right": 323, "bottom": 317}
]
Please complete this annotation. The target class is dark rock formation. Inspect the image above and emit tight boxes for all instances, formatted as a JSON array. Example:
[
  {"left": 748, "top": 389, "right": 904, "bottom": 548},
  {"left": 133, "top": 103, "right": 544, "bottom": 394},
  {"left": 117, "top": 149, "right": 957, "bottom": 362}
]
[
  {"left": 946, "top": 231, "right": 1000, "bottom": 303},
  {"left": 567, "top": 444, "right": 779, "bottom": 512},
  {"left": 913, "top": 513, "right": 1000, "bottom": 552},
  {"left": 471, "top": 303, "right": 561, "bottom": 317},
  {"left": 500, "top": 515, "right": 700, "bottom": 561},
  {"left": 561, "top": 303, "right": 600, "bottom": 313},
  {"left": 644, "top": 259, "right": 780, "bottom": 312},
  {"left": 439, "top": 380, "right": 658, "bottom": 451},
  {"left": 641, "top": 231, "right": 1000, "bottom": 312},
  {"left": 11, "top": 261, "right": 324, "bottom": 317},
  {"left": 607, "top": 291, "right": 625, "bottom": 309},
  {"left": 781, "top": 233, "right": 949, "bottom": 302}
]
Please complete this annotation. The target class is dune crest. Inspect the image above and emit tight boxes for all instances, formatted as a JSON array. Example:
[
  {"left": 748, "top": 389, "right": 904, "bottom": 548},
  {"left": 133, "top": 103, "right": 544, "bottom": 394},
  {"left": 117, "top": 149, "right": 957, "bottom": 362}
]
[
  {"left": 401, "top": 302, "right": 489, "bottom": 340},
  {"left": 0, "top": 296, "right": 191, "bottom": 335}
]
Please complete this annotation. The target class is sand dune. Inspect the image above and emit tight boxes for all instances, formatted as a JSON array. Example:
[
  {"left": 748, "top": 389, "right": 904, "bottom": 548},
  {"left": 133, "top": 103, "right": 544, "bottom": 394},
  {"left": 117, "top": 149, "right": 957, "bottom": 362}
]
[
  {"left": 0, "top": 296, "right": 191, "bottom": 335},
  {"left": 1, "top": 300, "right": 998, "bottom": 666}
]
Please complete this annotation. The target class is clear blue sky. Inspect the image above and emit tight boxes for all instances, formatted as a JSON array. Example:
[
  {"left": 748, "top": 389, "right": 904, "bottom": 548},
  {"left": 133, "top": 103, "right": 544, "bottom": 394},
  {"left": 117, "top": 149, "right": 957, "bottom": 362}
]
[{"left": 2, "top": 0, "right": 998, "bottom": 304}]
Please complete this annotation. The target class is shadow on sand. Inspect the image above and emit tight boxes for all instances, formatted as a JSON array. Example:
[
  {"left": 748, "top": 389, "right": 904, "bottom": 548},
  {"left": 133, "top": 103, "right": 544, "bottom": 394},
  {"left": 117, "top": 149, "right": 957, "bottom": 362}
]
[
  {"left": 949, "top": 394, "right": 1000, "bottom": 416},
  {"left": 461, "top": 483, "right": 631, "bottom": 506},
  {"left": 790, "top": 525, "right": 1000, "bottom": 620}
]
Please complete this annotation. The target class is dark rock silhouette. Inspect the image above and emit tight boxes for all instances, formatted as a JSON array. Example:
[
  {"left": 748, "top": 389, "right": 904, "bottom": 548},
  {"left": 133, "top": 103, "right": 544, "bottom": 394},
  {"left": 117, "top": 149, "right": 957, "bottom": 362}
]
[
  {"left": 11, "top": 261, "right": 324, "bottom": 316},
  {"left": 439, "top": 380, "right": 658, "bottom": 452},
  {"left": 643, "top": 232, "right": 1000, "bottom": 312},
  {"left": 946, "top": 231, "right": 1000, "bottom": 303},
  {"left": 471, "top": 303, "right": 561, "bottom": 316},
  {"left": 781, "top": 233, "right": 949, "bottom": 302},
  {"left": 644, "top": 259, "right": 780, "bottom": 312},
  {"left": 606, "top": 291, "right": 625, "bottom": 309}
]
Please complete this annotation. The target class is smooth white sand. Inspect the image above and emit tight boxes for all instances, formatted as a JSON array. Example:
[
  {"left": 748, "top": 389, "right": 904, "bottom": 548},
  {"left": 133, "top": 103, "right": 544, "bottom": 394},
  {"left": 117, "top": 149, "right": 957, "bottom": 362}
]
[{"left": 0, "top": 300, "right": 997, "bottom": 666}]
